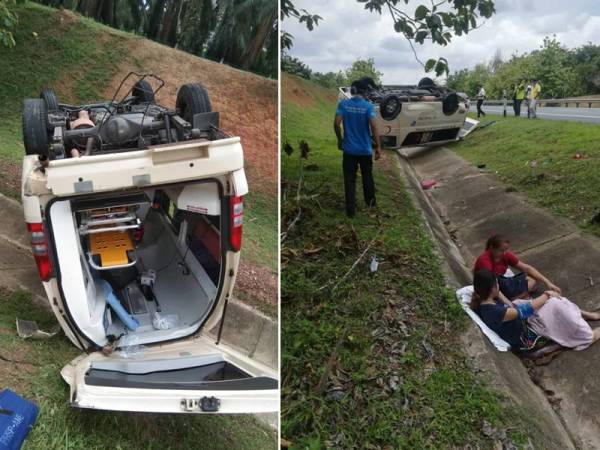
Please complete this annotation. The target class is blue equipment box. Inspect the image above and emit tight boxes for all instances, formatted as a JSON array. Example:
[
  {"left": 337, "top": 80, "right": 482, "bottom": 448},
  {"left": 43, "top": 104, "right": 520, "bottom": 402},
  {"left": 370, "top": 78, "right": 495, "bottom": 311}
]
[{"left": 0, "top": 390, "right": 38, "bottom": 450}]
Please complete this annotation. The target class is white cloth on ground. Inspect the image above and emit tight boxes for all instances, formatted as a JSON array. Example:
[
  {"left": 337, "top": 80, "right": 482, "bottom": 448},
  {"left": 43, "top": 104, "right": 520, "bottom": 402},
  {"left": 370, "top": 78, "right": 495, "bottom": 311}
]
[{"left": 456, "top": 285, "right": 511, "bottom": 352}]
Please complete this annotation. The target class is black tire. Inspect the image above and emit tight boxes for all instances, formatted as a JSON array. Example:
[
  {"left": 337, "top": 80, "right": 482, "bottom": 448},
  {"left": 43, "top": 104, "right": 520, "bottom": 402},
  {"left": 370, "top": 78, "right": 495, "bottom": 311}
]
[
  {"left": 176, "top": 83, "right": 212, "bottom": 123},
  {"left": 40, "top": 89, "right": 59, "bottom": 111},
  {"left": 418, "top": 77, "right": 436, "bottom": 89},
  {"left": 442, "top": 92, "right": 460, "bottom": 116},
  {"left": 380, "top": 94, "right": 402, "bottom": 121},
  {"left": 132, "top": 79, "right": 156, "bottom": 104},
  {"left": 22, "top": 99, "right": 49, "bottom": 156}
]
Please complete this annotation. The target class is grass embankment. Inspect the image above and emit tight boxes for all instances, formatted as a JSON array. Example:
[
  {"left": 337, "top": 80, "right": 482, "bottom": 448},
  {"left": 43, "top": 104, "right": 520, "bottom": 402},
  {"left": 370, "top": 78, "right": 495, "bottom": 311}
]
[
  {"left": 0, "top": 3, "right": 130, "bottom": 162},
  {"left": 453, "top": 114, "right": 600, "bottom": 236},
  {"left": 281, "top": 73, "right": 531, "bottom": 448},
  {"left": 0, "top": 290, "right": 275, "bottom": 450}
]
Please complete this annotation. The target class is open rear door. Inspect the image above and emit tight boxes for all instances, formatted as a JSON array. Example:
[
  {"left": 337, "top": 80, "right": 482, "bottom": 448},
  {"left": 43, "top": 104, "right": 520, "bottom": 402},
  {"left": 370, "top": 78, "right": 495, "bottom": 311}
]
[
  {"left": 61, "top": 335, "right": 278, "bottom": 414},
  {"left": 458, "top": 117, "right": 479, "bottom": 139}
]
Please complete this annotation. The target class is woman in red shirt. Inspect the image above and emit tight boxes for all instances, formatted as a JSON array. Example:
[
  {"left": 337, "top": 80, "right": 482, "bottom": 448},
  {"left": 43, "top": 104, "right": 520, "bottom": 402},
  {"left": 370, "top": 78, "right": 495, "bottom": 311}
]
[{"left": 474, "top": 234, "right": 561, "bottom": 301}]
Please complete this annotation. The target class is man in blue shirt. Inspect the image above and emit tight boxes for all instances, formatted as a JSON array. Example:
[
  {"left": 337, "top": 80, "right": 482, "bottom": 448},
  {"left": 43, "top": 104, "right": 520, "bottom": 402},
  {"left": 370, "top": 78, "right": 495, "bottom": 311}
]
[{"left": 334, "top": 78, "right": 381, "bottom": 218}]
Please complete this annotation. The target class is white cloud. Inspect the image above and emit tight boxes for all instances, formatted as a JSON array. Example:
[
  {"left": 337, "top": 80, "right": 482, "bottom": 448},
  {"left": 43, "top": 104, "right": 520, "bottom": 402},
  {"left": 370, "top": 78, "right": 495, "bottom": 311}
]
[{"left": 284, "top": 0, "right": 600, "bottom": 84}]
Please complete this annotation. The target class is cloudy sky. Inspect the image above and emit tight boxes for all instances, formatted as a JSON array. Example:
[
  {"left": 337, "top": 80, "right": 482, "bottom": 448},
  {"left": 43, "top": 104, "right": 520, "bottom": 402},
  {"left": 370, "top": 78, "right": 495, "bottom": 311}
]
[{"left": 284, "top": 0, "right": 600, "bottom": 83}]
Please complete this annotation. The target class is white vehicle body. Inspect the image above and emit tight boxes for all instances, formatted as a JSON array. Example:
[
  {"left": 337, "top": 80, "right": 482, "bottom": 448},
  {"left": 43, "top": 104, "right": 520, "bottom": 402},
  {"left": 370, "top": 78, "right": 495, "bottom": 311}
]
[
  {"left": 21, "top": 135, "right": 278, "bottom": 414},
  {"left": 339, "top": 85, "right": 469, "bottom": 149}
]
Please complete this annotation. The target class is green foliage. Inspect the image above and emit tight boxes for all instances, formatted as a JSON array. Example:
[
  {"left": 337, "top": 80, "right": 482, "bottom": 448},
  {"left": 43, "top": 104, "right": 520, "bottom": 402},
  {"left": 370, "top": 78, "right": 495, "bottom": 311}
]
[
  {"left": 311, "top": 70, "right": 346, "bottom": 89},
  {"left": 0, "top": 0, "right": 17, "bottom": 47},
  {"left": 360, "top": 0, "right": 496, "bottom": 74},
  {"left": 528, "top": 36, "right": 580, "bottom": 98},
  {"left": 280, "top": 0, "right": 322, "bottom": 49},
  {"left": 281, "top": 52, "right": 313, "bottom": 79},
  {"left": 282, "top": 1, "right": 496, "bottom": 75},
  {"left": 572, "top": 43, "right": 600, "bottom": 94},
  {"left": 204, "top": 0, "right": 278, "bottom": 77},
  {"left": 447, "top": 36, "right": 590, "bottom": 99},
  {"left": 343, "top": 57, "right": 383, "bottom": 85},
  {"left": 282, "top": 55, "right": 383, "bottom": 89},
  {"left": 29, "top": 0, "right": 276, "bottom": 78}
]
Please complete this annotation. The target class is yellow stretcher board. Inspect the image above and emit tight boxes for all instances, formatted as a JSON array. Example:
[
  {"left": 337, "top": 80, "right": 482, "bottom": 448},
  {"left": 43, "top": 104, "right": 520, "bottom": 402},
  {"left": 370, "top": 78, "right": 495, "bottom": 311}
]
[{"left": 88, "top": 230, "right": 134, "bottom": 267}]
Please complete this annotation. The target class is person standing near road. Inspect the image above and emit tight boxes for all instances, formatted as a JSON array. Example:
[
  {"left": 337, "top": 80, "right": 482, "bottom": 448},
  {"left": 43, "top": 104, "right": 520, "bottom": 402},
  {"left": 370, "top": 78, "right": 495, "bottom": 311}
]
[
  {"left": 530, "top": 79, "right": 541, "bottom": 119},
  {"left": 525, "top": 80, "right": 533, "bottom": 118},
  {"left": 334, "top": 78, "right": 381, "bottom": 218},
  {"left": 513, "top": 81, "right": 525, "bottom": 117},
  {"left": 476, "top": 85, "right": 486, "bottom": 118}
]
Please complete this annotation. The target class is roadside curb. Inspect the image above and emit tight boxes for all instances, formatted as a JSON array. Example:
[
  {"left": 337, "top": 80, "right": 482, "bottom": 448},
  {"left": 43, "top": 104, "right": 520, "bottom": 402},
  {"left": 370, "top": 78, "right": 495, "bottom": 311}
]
[
  {"left": 395, "top": 149, "right": 576, "bottom": 450},
  {"left": 208, "top": 297, "right": 278, "bottom": 369}
]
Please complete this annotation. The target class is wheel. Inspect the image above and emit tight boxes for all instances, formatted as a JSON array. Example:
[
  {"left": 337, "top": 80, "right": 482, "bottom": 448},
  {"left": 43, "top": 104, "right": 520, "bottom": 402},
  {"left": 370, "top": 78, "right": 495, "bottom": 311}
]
[
  {"left": 40, "top": 89, "right": 59, "bottom": 111},
  {"left": 176, "top": 83, "right": 212, "bottom": 123},
  {"left": 132, "top": 79, "right": 155, "bottom": 104},
  {"left": 22, "top": 99, "right": 49, "bottom": 156},
  {"left": 380, "top": 94, "right": 402, "bottom": 121},
  {"left": 442, "top": 92, "right": 459, "bottom": 115},
  {"left": 418, "top": 77, "right": 436, "bottom": 89}
]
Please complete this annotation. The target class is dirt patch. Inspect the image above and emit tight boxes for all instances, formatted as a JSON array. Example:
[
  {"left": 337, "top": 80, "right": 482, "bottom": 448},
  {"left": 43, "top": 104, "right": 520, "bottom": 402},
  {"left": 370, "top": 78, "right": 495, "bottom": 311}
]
[
  {"left": 0, "top": 157, "right": 22, "bottom": 199},
  {"left": 282, "top": 73, "right": 338, "bottom": 109},
  {"left": 55, "top": 9, "right": 79, "bottom": 28},
  {"left": 103, "top": 38, "right": 278, "bottom": 197},
  {"left": 53, "top": 72, "right": 78, "bottom": 104},
  {"left": 235, "top": 260, "right": 277, "bottom": 308},
  {"left": 0, "top": 338, "right": 38, "bottom": 394}
]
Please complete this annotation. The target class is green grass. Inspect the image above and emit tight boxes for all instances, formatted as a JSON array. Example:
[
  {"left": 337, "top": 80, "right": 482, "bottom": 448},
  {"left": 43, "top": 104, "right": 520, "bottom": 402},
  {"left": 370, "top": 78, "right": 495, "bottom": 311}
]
[
  {"left": 242, "top": 191, "right": 277, "bottom": 273},
  {"left": 281, "top": 75, "right": 532, "bottom": 449},
  {"left": 453, "top": 113, "right": 600, "bottom": 235},
  {"left": 0, "top": 290, "right": 276, "bottom": 450},
  {"left": 0, "top": 3, "right": 131, "bottom": 161}
]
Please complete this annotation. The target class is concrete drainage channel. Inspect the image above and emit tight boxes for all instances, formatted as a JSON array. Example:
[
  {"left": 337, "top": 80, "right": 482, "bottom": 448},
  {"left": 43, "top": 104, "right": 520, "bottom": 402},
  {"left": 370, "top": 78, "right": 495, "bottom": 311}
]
[
  {"left": 394, "top": 150, "right": 577, "bottom": 449},
  {"left": 0, "top": 192, "right": 278, "bottom": 429}
]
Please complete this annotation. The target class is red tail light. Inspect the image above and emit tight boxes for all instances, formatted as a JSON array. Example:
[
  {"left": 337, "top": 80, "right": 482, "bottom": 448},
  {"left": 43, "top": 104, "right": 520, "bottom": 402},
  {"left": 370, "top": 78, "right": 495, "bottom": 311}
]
[
  {"left": 27, "top": 222, "right": 52, "bottom": 281},
  {"left": 229, "top": 196, "right": 243, "bottom": 252}
]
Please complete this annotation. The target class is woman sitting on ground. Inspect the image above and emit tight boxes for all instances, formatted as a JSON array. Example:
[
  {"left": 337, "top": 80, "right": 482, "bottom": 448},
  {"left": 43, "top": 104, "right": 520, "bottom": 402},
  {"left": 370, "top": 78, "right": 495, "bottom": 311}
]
[
  {"left": 474, "top": 234, "right": 561, "bottom": 301},
  {"left": 471, "top": 269, "right": 600, "bottom": 351}
]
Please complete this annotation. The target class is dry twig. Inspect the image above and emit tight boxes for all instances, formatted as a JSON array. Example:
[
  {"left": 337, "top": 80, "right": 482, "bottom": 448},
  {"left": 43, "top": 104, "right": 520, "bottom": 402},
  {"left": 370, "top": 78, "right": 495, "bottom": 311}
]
[{"left": 316, "top": 229, "right": 382, "bottom": 292}]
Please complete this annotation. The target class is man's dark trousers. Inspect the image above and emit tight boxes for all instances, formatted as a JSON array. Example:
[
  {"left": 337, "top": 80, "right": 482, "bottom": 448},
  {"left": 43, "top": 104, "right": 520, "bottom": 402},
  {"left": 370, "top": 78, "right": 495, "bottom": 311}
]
[
  {"left": 343, "top": 152, "right": 376, "bottom": 216},
  {"left": 476, "top": 99, "right": 485, "bottom": 118},
  {"left": 514, "top": 99, "right": 522, "bottom": 117}
]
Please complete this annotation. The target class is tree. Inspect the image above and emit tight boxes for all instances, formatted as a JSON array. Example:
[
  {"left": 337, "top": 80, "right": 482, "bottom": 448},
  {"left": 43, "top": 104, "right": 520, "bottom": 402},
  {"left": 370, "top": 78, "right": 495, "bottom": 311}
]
[
  {"left": 238, "top": 0, "right": 277, "bottom": 70},
  {"left": 280, "top": 0, "right": 322, "bottom": 50},
  {"left": 28, "top": 0, "right": 277, "bottom": 77},
  {"left": 343, "top": 58, "right": 383, "bottom": 85},
  {"left": 445, "top": 36, "right": 588, "bottom": 99},
  {"left": 0, "top": 0, "right": 17, "bottom": 47},
  {"left": 489, "top": 48, "right": 502, "bottom": 74},
  {"left": 446, "top": 63, "right": 489, "bottom": 96},
  {"left": 177, "top": 0, "right": 217, "bottom": 55},
  {"left": 572, "top": 43, "right": 600, "bottom": 95},
  {"left": 312, "top": 71, "right": 345, "bottom": 89},
  {"left": 282, "top": 0, "right": 496, "bottom": 76},
  {"left": 362, "top": 0, "right": 495, "bottom": 75},
  {"left": 281, "top": 53, "right": 312, "bottom": 79},
  {"left": 158, "top": 0, "right": 183, "bottom": 45},
  {"left": 529, "top": 36, "right": 579, "bottom": 98}
]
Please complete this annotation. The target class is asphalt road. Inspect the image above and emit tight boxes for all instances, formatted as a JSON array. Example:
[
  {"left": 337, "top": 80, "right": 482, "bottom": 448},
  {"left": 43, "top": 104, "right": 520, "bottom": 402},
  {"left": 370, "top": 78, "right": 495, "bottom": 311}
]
[{"left": 469, "top": 104, "right": 600, "bottom": 124}]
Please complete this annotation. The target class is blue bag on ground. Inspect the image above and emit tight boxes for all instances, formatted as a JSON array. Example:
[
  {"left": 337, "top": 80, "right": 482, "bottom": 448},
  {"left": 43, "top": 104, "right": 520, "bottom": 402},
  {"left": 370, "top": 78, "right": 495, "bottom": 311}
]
[{"left": 0, "top": 390, "right": 38, "bottom": 450}]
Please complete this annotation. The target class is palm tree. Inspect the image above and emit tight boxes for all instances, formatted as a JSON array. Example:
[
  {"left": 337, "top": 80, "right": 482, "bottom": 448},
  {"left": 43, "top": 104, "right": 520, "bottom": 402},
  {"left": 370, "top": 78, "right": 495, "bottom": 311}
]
[{"left": 238, "top": 0, "right": 277, "bottom": 71}]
